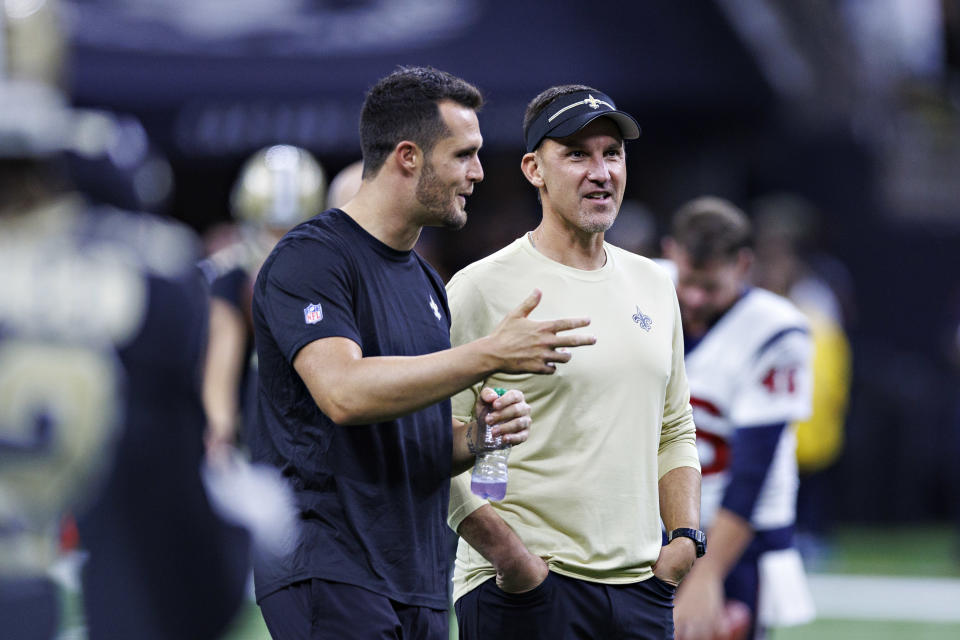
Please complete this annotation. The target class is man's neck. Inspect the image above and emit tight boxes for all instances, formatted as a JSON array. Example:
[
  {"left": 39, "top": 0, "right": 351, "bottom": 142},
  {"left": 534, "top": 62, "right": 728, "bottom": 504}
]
[
  {"left": 339, "top": 179, "right": 423, "bottom": 252},
  {"left": 528, "top": 218, "right": 606, "bottom": 271}
]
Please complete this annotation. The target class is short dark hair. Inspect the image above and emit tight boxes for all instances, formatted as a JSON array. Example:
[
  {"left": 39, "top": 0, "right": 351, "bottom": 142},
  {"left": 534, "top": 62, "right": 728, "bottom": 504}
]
[
  {"left": 359, "top": 66, "right": 483, "bottom": 178},
  {"left": 670, "top": 196, "right": 752, "bottom": 268},
  {"left": 522, "top": 84, "right": 596, "bottom": 145}
]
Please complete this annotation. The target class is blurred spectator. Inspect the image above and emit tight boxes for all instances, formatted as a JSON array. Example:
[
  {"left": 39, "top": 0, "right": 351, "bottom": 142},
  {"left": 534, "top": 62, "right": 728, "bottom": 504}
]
[
  {"left": 663, "top": 197, "right": 815, "bottom": 639},
  {"left": 199, "top": 144, "right": 326, "bottom": 456},
  {"left": 751, "top": 193, "right": 856, "bottom": 325},
  {"left": 751, "top": 193, "right": 854, "bottom": 566}
]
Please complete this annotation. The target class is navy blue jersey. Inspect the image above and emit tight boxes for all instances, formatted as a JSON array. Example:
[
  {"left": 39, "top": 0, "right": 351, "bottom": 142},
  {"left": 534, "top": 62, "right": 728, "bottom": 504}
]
[
  {"left": 0, "top": 199, "right": 249, "bottom": 640},
  {"left": 209, "top": 264, "right": 258, "bottom": 441},
  {"left": 210, "top": 265, "right": 251, "bottom": 311},
  {"left": 251, "top": 208, "right": 453, "bottom": 609}
]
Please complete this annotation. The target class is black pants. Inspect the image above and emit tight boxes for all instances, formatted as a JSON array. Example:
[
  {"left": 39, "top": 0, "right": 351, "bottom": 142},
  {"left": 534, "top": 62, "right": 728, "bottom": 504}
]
[
  {"left": 455, "top": 572, "right": 676, "bottom": 639},
  {"left": 259, "top": 578, "right": 448, "bottom": 640}
]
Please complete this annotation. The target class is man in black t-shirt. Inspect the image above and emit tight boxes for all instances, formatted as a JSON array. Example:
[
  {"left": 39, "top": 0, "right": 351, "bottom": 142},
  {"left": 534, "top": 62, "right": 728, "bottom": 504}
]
[{"left": 251, "top": 66, "right": 597, "bottom": 639}]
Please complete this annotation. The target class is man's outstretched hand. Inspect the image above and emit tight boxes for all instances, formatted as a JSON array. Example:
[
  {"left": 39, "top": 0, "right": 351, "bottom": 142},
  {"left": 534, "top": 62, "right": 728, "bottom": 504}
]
[{"left": 488, "top": 289, "right": 595, "bottom": 374}]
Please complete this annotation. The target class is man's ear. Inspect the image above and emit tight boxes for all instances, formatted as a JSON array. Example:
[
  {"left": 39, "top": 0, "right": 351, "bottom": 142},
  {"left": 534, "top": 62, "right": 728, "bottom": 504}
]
[
  {"left": 394, "top": 141, "right": 421, "bottom": 175},
  {"left": 520, "top": 152, "right": 544, "bottom": 188}
]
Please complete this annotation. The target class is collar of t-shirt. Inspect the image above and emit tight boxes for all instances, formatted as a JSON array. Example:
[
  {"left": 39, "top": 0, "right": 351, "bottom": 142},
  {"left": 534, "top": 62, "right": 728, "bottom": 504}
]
[{"left": 330, "top": 208, "right": 415, "bottom": 264}]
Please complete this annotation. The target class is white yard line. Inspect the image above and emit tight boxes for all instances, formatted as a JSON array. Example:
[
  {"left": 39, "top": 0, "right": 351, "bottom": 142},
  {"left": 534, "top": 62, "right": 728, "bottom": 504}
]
[
  {"left": 51, "top": 558, "right": 960, "bottom": 628},
  {"left": 807, "top": 574, "right": 960, "bottom": 623}
]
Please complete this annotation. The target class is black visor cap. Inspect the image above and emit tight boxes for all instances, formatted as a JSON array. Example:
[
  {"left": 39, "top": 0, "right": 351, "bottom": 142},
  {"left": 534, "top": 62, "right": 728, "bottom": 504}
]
[{"left": 523, "top": 90, "right": 641, "bottom": 153}]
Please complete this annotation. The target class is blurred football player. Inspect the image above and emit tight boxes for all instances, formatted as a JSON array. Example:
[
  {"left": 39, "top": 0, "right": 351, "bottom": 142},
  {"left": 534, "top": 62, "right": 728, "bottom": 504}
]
[
  {"left": 0, "top": 3, "right": 288, "bottom": 638},
  {"left": 661, "top": 197, "right": 816, "bottom": 639},
  {"left": 199, "top": 145, "right": 326, "bottom": 456}
]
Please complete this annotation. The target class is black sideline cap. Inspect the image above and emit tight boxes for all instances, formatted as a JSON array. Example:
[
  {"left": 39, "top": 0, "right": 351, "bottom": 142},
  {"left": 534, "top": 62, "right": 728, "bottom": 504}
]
[{"left": 523, "top": 90, "right": 641, "bottom": 153}]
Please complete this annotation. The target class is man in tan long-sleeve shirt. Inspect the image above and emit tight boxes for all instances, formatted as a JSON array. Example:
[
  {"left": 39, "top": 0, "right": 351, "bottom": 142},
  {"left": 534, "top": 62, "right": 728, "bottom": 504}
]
[{"left": 446, "top": 84, "right": 704, "bottom": 639}]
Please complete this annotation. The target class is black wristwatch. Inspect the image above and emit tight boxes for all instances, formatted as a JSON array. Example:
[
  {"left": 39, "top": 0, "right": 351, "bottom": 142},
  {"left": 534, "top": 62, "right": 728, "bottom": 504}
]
[{"left": 668, "top": 527, "right": 707, "bottom": 558}]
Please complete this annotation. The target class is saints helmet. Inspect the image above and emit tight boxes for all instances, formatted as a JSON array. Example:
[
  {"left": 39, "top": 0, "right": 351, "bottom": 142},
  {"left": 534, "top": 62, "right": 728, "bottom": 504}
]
[
  {"left": 1, "top": 0, "right": 120, "bottom": 162},
  {"left": 0, "top": 0, "right": 72, "bottom": 157},
  {"left": 230, "top": 145, "right": 326, "bottom": 230}
]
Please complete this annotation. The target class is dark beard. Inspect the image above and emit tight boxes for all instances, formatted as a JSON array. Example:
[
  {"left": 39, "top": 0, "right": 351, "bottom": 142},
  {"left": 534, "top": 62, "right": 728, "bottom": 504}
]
[{"left": 415, "top": 160, "right": 465, "bottom": 229}]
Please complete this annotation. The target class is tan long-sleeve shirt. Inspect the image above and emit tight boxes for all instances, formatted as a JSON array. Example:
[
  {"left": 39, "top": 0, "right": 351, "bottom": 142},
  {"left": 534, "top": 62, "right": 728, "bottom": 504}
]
[{"left": 447, "top": 235, "right": 699, "bottom": 602}]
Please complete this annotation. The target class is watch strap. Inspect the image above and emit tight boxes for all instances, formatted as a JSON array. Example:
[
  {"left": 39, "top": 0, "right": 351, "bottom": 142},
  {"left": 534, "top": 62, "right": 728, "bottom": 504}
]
[{"left": 668, "top": 527, "right": 707, "bottom": 558}]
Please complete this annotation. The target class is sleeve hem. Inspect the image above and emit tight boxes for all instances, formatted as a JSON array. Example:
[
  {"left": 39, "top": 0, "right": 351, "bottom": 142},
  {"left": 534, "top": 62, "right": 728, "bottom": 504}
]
[
  {"left": 657, "top": 455, "right": 702, "bottom": 481},
  {"left": 447, "top": 491, "right": 486, "bottom": 532},
  {"left": 285, "top": 331, "right": 362, "bottom": 365}
]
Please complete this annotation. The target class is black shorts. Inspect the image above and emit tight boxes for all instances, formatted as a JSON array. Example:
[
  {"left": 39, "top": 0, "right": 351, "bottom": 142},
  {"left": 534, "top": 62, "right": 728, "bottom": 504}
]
[
  {"left": 454, "top": 572, "right": 676, "bottom": 639},
  {"left": 258, "top": 578, "right": 448, "bottom": 640}
]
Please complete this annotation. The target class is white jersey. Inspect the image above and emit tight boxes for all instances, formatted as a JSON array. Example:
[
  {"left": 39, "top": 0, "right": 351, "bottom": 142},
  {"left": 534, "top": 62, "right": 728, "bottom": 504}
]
[{"left": 684, "top": 287, "right": 812, "bottom": 532}]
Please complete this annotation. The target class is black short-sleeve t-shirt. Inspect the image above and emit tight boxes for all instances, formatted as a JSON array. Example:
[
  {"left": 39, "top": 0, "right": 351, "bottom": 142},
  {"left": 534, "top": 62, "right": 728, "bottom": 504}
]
[{"left": 250, "top": 209, "right": 453, "bottom": 609}]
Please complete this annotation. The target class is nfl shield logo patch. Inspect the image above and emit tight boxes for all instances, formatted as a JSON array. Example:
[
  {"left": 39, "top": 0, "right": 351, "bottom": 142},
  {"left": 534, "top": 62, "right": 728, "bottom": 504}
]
[{"left": 303, "top": 303, "right": 323, "bottom": 325}]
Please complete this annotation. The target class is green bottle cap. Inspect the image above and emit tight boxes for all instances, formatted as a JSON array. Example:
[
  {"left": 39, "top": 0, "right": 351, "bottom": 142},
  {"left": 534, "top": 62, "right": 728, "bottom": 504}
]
[{"left": 493, "top": 387, "right": 506, "bottom": 396}]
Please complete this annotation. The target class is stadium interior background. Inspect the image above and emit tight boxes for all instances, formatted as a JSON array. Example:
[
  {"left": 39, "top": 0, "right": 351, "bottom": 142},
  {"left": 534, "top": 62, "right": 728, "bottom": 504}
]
[{"left": 61, "top": 0, "right": 960, "bottom": 532}]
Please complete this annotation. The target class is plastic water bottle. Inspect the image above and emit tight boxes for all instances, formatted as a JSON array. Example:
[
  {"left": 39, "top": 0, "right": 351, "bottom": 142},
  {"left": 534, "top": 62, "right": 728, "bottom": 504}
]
[{"left": 471, "top": 387, "right": 510, "bottom": 501}]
